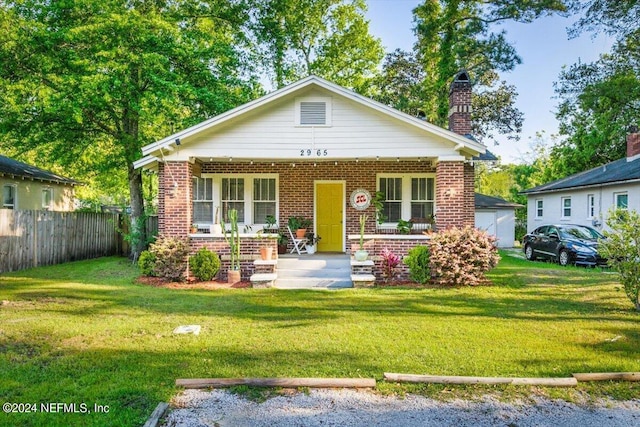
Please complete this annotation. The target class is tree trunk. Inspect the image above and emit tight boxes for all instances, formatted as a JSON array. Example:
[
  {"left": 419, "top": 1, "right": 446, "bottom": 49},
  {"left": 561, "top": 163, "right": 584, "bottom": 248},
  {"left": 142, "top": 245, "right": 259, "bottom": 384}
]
[
  {"left": 128, "top": 162, "right": 146, "bottom": 260},
  {"left": 123, "top": 64, "right": 146, "bottom": 261}
]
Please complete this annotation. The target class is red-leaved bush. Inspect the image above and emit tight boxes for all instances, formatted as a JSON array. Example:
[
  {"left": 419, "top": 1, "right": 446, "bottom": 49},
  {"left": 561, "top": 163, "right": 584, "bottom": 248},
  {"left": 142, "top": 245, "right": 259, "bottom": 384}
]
[
  {"left": 429, "top": 226, "right": 500, "bottom": 286},
  {"left": 380, "top": 247, "right": 401, "bottom": 282}
]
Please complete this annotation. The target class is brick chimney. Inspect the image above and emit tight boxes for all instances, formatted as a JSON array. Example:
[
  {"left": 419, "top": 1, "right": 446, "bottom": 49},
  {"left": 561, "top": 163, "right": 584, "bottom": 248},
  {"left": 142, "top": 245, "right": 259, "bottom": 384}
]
[
  {"left": 448, "top": 70, "right": 472, "bottom": 135},
  {"left": 627, "top": 128, "right": 640, "bottom": 159}
]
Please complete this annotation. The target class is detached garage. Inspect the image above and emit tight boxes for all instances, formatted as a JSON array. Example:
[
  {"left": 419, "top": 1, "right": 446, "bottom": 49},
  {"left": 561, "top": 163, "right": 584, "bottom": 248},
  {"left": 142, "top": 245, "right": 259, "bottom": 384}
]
[{"left": 475, "top": 194, "right": 522, "bottom": 248}]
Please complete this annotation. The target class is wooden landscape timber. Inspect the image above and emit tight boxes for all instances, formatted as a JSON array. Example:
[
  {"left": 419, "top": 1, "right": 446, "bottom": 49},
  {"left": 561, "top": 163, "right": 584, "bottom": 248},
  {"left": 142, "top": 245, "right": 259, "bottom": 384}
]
[
  {"left": 383, "top": 373, "right": 578, "bottom": 387},
  {"left": 572, "top": 372, "right": 640, "bottom": 382},
  {"left": 176, "top": 377, "right": 377, "bottom": 389}
]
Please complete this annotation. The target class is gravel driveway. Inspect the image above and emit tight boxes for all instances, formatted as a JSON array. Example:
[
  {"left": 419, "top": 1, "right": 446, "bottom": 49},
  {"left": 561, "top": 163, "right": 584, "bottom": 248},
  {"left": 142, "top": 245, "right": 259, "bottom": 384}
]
[{"left": 162, "top": 388, "right": 640, "bottom": 427}]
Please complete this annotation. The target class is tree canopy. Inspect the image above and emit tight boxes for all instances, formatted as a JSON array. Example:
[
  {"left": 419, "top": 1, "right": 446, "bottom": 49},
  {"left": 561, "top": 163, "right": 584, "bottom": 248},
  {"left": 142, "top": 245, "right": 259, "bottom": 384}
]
[
  {"left": 251, "top": 0, "right": 384, "bottom": 90},
  {"left": 551, "top": 1, "right": 640, "bottom": 176},
  {"left": 370, "top": 0, "right": 570, "bottom": 143},
  {"left": 0, "top": 0, "right": 260, "bottom": 254}
]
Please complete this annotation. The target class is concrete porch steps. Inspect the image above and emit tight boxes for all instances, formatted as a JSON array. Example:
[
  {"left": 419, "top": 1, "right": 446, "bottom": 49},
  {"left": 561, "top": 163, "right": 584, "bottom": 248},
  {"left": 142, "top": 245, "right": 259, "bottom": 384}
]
[{"left": 275, "top": 255, "right": 352, "bottom": 289}]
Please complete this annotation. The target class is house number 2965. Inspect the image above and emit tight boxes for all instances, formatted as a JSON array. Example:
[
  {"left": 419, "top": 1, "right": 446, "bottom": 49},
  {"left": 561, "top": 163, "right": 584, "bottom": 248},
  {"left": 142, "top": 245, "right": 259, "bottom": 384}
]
[{"left": 300, "top": 149, "right": 328, "bottom": 157}]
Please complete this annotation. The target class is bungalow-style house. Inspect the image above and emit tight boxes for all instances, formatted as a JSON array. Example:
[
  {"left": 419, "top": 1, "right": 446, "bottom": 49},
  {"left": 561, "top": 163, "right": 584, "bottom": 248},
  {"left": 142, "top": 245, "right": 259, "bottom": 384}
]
[
  {"left": 0, "top": 155, "right": 78, "bottom": 211},
  {"left": 475, "top": 193, "right": 522, "bottom": 248},
  {"left": 135, "top": 74, "right": 492, "bottom": 281},
  {"left": 522, "top": 131, "right": 640, "bottom": 232}
]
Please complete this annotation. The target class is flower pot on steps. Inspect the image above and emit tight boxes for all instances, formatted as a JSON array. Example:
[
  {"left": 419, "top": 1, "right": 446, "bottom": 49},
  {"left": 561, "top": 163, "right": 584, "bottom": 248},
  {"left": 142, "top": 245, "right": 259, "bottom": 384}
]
[
  {"left": 260, "top": 246, "right": 273, "bottom": 260},
  {"left": 227, "top": 269, "right": 241, "bottom": 284}
]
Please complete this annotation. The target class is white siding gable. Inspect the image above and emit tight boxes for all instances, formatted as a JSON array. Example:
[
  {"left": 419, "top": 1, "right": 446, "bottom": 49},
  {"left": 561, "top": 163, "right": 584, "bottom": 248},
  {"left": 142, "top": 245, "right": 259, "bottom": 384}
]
[{"left": 165, "top": 87, "right": 463, "bottom": 161}]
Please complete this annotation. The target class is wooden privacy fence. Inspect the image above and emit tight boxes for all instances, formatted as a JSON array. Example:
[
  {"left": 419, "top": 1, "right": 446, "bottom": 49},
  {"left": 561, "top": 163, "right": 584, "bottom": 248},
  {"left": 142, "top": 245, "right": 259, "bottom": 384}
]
[{"left": 0, "top": 210, "right": 122, "bottom": 273}]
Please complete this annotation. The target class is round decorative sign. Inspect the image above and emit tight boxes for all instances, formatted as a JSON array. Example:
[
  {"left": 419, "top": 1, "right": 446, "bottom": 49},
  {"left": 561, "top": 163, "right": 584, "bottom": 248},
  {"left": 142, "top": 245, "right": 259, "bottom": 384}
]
[{"left": 350, "top": 189, "right": 371, "bottom": 210}]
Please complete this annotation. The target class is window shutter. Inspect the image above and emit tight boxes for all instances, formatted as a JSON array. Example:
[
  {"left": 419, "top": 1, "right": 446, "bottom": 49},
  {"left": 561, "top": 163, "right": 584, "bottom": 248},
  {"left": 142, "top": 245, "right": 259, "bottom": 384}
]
[{"left": 300, "top": 102, "right": 326, "bottom": 125}]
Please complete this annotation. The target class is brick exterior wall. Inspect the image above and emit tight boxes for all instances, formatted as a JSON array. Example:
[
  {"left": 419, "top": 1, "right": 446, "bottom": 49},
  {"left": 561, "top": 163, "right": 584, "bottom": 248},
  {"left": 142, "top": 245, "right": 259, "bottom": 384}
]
[
  {"left": 190, "top": 237, "right": 277, "bottom": 281},
  {"left": 627, "top": 133, "right": 640, "bottom": 158},
  {"left": 464, "top": 162, "right": 476, "bottom": 227},
  {"left": 349, "top": 237, "right": 431, "bottom": 281},
  {"left": 158, "top": 161, "right": 193, "bottom": 236},
  {"left": 200, "top": 160, "right": 438, "bottom": 237},
  {"left": 435, "top": 161, "right": 474, "bottom": 230},
  {"left": 448, "top": 75, "right": 472, "bottom": 136},
  {"left": 157, "top": 159, "right": 473, "bottom": 248}
]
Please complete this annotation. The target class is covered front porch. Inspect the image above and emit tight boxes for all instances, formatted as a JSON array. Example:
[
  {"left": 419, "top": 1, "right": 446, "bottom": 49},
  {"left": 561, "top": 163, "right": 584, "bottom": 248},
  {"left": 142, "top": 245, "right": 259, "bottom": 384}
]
[{"left": 165, "top": 158, "right": 474, "bottom": 242}]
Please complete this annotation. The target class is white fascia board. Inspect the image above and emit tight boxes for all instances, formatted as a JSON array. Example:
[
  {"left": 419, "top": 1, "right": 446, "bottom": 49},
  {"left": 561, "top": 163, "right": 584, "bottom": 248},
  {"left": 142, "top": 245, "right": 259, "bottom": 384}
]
[{"left": 133, "top": 155, "right": 160, "bottom": 170}]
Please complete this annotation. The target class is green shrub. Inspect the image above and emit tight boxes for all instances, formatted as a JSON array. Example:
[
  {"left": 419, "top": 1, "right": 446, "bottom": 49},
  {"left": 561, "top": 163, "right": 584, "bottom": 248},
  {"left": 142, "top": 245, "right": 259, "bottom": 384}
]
[
  {"left": 148, "top": 235, "right": 188, "bottom": 281},
  {"left": 190, "top": 248, "right": 221, "bottom": 281},
  {"left": 404, "top": 245, "right": 431, "bottom": 284},
  {"left": 429, "top": 226, "right": 500, "bottom": 286},
  {"left": 600, "top": 209, "right": 640, "bottom": 311},
  {"left": 138, "top": 250, "right": 156, "bottom": 276}
]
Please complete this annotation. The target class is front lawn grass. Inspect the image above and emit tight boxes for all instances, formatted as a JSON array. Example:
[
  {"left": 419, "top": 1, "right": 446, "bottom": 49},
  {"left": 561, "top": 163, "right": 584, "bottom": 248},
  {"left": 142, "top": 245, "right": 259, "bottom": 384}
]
[{"left": 0, "top": 251, "right": 638, "bottom": 426}]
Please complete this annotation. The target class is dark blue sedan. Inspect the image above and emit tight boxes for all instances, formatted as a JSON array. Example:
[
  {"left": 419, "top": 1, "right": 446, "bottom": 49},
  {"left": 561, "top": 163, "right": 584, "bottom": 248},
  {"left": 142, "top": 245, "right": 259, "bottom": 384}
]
[{"left": 523, "top": 224, "right": 607, "bottom": 267}]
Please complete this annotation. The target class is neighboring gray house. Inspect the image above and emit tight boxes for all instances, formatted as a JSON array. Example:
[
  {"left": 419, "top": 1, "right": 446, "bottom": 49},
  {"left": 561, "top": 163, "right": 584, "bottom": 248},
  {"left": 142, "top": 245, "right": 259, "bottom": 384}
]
[
  {"left": 522, "top": 132, "right": 640, "bottom": 232},
  {"left": 474, "top": 193, "right": 522, "bottom": 248}
]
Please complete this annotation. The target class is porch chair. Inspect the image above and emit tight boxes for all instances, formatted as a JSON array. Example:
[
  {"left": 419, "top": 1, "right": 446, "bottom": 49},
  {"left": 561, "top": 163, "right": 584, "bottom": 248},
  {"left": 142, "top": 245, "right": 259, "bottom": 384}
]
[{"left": 286, "top": 226, "right": 308, "bottom": 255}]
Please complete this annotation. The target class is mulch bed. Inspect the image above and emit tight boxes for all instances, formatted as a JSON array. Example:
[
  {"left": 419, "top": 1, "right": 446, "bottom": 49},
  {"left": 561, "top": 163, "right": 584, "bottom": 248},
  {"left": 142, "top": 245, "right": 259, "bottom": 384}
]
[
  {"left": 136, "top": 277, "right": 491, "bottom": 290},
  {"left": 135, "top": 276, "right": 251, "bottom": 290}
]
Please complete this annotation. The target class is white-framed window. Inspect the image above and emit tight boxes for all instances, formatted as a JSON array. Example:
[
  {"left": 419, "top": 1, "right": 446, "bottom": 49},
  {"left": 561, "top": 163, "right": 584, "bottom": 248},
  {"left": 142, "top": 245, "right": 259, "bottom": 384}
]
[
  {"left": 615, "top": 192, "right": 628, "bottom": 210},
  {"left": 221, "top": 177, "right": 245, "bottom": 221},
  {"left": 253, "top": 178, "right": 276, "bottom": 224},
  {"left": 410, "top": 177, "right": 435, "bottom": 219},
  {"left": 295, "top": 97, "right": 332, "bottom": 126},
  {"left": 42, "top": 188, "right": 53, "bottom": 210},
  {"left": 587, "top": 194, "right": 595, "bottom": 219},
  {"left": 561, "top": 197, "right": 572, "bottom": 219},
  {"left": 379, "top": 176, "right": 402, "bottom": 222},
  {"left": 377, "top": 174, "right": 435, "bottom": 225},
  {"left": 2, "top": 184, "right": 16, "bottom": 209},
  {"left": 535, "top": 199, "right": 543, "bottom": 218},
  {"left": 192, "top": 177, "right": 214, "bottom": 223},
  {"left": 196, "top": 174, "right": 279, "bottom": 226}
]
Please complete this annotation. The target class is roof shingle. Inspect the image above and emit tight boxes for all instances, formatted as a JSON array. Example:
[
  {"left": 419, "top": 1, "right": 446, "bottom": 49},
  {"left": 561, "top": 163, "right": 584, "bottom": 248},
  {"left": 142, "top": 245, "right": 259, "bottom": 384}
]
[
  {"left": 522, "top": 156, "right": 640, "bottom": 194},
  {"left": 0, "top": 155, "right": 78, "bottom": 185}
]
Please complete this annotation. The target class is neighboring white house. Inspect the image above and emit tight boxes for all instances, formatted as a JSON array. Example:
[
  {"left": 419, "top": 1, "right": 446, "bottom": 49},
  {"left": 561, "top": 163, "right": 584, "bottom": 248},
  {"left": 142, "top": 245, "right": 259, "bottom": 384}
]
[
  {"left": 474, "top": 193, "right": 522, "bottom": 248},
  {"left": 522, "top": 132, "right": 640, "bottom": 232}
]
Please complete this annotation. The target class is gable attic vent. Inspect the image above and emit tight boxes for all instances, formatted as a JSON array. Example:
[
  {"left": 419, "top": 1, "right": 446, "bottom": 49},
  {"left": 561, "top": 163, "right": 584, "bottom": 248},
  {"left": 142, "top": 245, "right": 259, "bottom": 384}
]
[{"left": 300, "top": 101, "right": 327, "bottom": 125}]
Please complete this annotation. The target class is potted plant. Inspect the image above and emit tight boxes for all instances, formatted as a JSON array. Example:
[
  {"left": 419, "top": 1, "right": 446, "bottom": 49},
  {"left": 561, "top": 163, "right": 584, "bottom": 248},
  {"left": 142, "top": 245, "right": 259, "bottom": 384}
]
[
  {"left": 190, "top": 224, "right": 198, "bottom": 234},
  {"left": 223, "top": 208, "right": 241, "bottom": 283},
  {"left": 373, "top": 191, "right": 387, "bottom": 225},
  {"left": 264, "top": 214, "right": 278, "bottom": 233},
  {"left": 211, "top": 206, "right": 223, "bottom": 234},
  {"left": 288, "top": 216, "right": 311, "bottom": 238},
  {"left": 305, "top": 233, "right": 321, "bottom": 255},
  {"left": 277, "top": 234, "right": 288, "bottom": 254},
  {"left": 354, "top": 214, "right": 369, "bottom": 261},
  {"left": 397, "top": 219, "right": 413, "bottom": 235},
  {"left": 424, "top": 214, "right": 436, "bottom": 234},
  {"left": 256, "top": 230, "right": 275, "bottom": 260}
]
